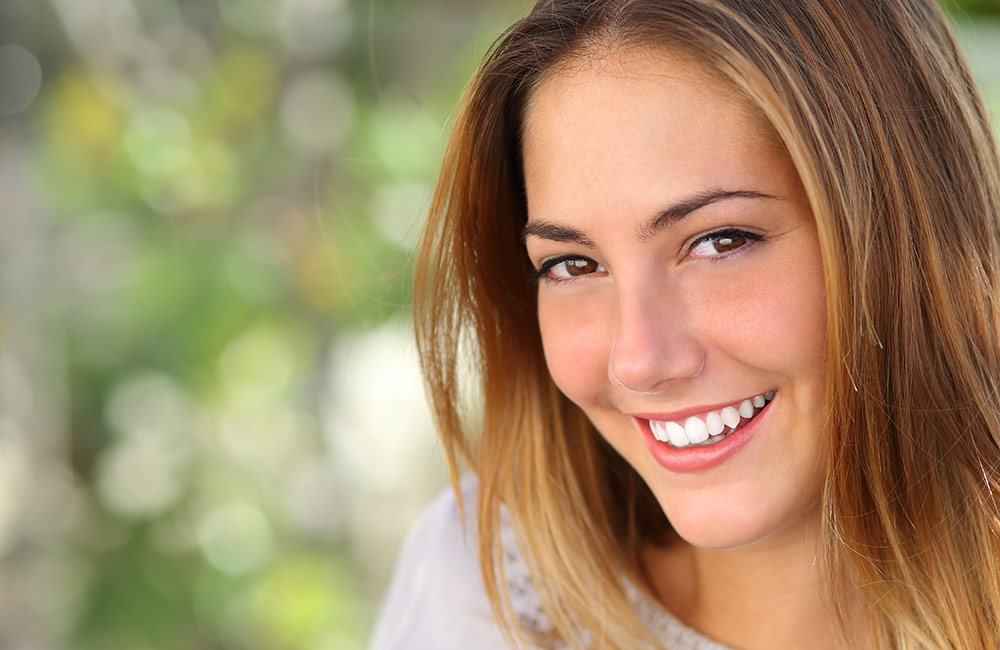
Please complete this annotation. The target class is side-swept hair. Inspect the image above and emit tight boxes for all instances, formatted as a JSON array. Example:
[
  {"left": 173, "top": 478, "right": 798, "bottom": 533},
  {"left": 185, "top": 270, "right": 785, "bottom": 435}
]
[{"left": 413, "top": 1, "right": 1000, "bottom": 647}]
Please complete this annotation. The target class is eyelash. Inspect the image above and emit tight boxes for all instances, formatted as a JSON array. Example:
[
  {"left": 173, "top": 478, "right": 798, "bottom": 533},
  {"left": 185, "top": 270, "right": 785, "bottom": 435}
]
[
  {"left": 688, "top": 227, "right": 764, "bottom": 260},
  {"left": 527, "top": 227, "right": 764, "bottom": 284},
  {"left": 527, "top": 254, "right": 602, "bottom": 284}
]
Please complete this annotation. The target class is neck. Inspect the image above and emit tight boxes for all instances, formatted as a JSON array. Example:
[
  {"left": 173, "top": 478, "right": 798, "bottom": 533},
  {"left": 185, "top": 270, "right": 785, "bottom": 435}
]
[{"left": 642, "top": 510, "right": 842, "bottom": 650}]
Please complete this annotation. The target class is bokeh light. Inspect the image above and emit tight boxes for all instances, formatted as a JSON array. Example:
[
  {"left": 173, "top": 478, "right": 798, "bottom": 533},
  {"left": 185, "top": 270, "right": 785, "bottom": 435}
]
[
  {"left": 281, "top": 70, "right": 357, "bottom": 154},
  {"left": 0, "top": 45, "right": 43, "bottom": 115}
]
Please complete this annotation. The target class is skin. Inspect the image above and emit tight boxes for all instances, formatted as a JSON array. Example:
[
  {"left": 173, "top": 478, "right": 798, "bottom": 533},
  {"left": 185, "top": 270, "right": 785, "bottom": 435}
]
[{"left": 521, "top": 49, "right": 837, "bottom": 649}]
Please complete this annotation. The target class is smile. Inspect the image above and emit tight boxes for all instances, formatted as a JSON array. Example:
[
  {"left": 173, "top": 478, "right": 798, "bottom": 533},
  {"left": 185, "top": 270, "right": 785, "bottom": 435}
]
[{"left": 645, "top": 391, "right": 776, "bottom": 448}]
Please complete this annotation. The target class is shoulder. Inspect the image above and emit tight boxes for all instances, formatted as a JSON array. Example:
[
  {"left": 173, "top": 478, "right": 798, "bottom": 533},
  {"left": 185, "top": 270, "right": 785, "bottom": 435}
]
[
  {"left": 370, "top": 479, "right": 732, "bottom": 650},
  {"left": 369, "top": 478, "right": 513, "bottom": 650}
]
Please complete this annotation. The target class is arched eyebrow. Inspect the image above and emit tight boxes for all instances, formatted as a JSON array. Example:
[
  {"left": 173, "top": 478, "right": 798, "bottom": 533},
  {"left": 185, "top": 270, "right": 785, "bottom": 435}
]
[
  {"left": 520, "top": 222, "right": 597, "bottom": 247},
  {"left": 521, "top": 189, "right": 780, "bottom": 246},
  {"left": 637, "top": 189, "right": 779, "bottom": 240}
]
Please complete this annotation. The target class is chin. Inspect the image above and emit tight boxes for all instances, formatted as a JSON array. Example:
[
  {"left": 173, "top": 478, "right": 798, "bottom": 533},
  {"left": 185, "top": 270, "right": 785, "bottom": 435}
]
[{"left": 651, "top": 488, "right": 823, "bottom": 551}]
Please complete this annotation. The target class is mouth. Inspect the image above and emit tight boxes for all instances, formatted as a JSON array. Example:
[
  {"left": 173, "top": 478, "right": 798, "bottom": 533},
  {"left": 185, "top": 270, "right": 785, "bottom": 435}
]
[{"left": 641, "top": 391, "right": 776, "bottom": 449}]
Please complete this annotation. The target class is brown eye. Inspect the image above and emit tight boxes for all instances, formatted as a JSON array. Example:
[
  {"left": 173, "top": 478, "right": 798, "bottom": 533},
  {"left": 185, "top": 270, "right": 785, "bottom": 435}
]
[
  {"left": 713, "top": 235, "right": 746, "bottom": 253},
  {"left": 565, "top": 258, "right": 600, "bottom": 276},
  {"left": 536, "top": 256, "right": 607, "bottom": 281},
  {"left": 687, "top": 228, "right": 762, "bottom": 260}
]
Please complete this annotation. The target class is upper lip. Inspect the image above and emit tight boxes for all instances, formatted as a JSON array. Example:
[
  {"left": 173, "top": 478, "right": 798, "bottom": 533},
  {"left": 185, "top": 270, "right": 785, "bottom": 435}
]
[{"left": 627, "top": 391, "right": 774, "bottom": 423}]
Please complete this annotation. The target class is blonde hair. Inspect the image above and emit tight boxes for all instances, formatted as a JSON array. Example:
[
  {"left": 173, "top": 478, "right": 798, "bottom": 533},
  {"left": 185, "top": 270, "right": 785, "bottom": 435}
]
[{"left": 413, "top": 0, "right": 1000, "bottom": 647}]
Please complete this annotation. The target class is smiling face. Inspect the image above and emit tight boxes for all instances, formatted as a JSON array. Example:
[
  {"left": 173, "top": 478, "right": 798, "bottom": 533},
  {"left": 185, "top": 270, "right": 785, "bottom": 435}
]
[{"left": 521, "top": 50, "right": 828, "bottom": 550}]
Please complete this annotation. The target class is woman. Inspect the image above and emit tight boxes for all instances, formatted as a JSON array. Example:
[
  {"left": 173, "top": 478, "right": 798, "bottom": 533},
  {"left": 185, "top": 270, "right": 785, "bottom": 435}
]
[{"left": 373, "top": 0, "right": 1000, "bottom": 648}]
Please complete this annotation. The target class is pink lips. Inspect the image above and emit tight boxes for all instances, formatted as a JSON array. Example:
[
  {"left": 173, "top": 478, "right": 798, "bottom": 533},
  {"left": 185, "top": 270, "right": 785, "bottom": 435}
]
[{"left": 635, "top": 397, "right": 774, "bottom": 473}]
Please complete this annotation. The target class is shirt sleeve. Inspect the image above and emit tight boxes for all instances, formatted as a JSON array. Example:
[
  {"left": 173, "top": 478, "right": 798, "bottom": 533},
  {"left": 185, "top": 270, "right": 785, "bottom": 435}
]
[{"left": 369, "top": 479, "right": 512, "bottom": 650}]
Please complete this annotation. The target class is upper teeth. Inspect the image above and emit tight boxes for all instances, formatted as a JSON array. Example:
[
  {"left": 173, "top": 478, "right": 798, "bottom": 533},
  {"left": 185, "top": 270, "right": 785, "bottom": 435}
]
[{"left": 648, "top": 391, "right": 775, "bottom": 448}]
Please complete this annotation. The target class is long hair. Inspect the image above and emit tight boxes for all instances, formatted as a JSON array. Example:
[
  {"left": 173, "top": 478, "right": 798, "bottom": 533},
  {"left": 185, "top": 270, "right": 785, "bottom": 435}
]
[{"left": 412, "top": 1, "right": 1000, "bottom": 647}]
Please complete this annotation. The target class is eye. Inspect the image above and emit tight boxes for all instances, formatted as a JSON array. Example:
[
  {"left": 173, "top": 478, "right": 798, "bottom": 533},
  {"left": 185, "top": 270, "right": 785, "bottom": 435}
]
[
  {"left": 687, "top": 228, "right": 763, "bottom": 259},
  {"left": 529, "top": 254, "right": 606, "bottom": 283}
]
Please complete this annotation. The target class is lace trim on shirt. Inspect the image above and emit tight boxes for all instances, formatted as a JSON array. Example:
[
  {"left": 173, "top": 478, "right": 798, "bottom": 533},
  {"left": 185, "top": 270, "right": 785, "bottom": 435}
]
[
  {"left": 498, "top": 510, "right": 567, "bottom": 647},
  {"left": 498, "top": 512, "right": 735, "bottom": 650}
]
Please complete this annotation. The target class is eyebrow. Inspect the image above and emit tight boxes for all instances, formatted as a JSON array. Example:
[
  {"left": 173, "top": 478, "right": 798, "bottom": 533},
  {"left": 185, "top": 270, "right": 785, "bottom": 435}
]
[
  {"left": 520, "top": 222, "right": 597, "bottom": 247},
  {"left": 521, "top": 189, "right": 780, "bottom": 246}
]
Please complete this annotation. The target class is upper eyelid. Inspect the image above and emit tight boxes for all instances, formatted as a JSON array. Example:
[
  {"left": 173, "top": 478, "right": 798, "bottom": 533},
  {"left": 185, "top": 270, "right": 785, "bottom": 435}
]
[
  {"left": 533, "top": 252, "right": 598, "bottom": 269},
  {"left": 527, "top": 253, "right": 604, "bottom": 283},
  {"left": 690, "top": 226, "right": 759, "bottom": 240},
  {"left": 686, "top": 227, "right": 762, "bottom": 248}
]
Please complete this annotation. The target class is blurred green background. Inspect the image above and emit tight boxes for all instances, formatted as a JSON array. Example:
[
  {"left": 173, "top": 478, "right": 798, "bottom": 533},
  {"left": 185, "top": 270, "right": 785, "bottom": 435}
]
[{"left": 0, "top": 1, "right": 996, "bottom": 649}]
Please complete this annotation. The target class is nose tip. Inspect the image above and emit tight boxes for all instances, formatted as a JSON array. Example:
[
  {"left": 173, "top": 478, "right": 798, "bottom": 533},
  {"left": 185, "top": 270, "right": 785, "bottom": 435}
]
[{"left": 608, "top": 316, "right": 705, "bottom": 394}]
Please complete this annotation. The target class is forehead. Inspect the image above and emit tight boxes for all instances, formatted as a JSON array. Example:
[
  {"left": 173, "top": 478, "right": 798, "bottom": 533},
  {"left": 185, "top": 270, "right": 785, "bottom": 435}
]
[
  {"left": 523, "top": 47, "right": 773, "bottom": 157},
  {"left": 520, "top": 48, "right": 793, "bottom": 226}
]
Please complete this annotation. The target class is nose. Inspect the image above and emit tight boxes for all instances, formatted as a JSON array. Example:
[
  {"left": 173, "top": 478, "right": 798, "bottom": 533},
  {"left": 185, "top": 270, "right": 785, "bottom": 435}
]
[{"left": 608, "top": 284, "right": 705, "bottom": 394}]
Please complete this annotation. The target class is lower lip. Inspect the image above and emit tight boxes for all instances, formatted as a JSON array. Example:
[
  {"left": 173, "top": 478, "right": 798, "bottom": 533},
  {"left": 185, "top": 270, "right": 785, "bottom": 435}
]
[{"left": 636, "top": 399, "right": 773, "bottom": 473}]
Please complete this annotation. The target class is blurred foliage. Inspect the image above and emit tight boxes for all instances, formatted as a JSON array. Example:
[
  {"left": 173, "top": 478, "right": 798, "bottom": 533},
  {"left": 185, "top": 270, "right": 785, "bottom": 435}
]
[
  {"left": 955, "top": 0, "right": 1000, "bottom": 15},
  {"left": 0, "top": 0, "right": 525, "bottom": 648},
  {"left": 0, "top": 0, "right": 995, "bottom": 649}
]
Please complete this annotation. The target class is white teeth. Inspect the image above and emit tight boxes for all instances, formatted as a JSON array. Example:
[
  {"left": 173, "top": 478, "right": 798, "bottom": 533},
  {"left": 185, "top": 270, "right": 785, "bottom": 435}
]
[
  {"left": 684, "top": 416, "right": 709, "bottom": 444},
  {"left": 720, "top": 406, "right": 740, "bottom": 428},
  {"left": 705, "top": 411, "right": 724, "bottom": 436},
  {"left": 650, "top": 420, "right": 668, "bottom": 442},
  {"left": 665, "top": 421, "right": 689, "bottom": 447},
  {"left": 648, "top": 391, "right": 776, "bottom": 448}
]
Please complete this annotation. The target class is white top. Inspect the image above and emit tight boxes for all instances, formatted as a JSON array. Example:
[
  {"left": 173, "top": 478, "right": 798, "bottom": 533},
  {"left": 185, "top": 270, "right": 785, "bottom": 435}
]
[{"left": 370, "top": 479, "right": 735, "bottom": 650}]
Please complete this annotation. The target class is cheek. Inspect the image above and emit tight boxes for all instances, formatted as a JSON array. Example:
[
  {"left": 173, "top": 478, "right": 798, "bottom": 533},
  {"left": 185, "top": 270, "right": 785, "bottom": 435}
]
[
  {"left": 754, "top": 248, "right": 827, "bottom": 370},
  {"left": 688, "top": 248, "right": 827, "bottom": 374},
  {"left": 537, "top": 293, "right": 612, "bottom": 405}
]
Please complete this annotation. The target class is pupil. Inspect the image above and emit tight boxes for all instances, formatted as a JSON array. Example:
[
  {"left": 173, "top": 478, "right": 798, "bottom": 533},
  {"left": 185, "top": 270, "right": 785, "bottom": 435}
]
[{"left": 567, "top": 259, "right": 595, "bottom": 276}]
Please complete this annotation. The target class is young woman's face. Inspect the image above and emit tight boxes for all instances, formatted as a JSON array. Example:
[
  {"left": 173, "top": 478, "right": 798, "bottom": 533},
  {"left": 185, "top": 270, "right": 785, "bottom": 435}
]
[{"left": 522, "top": 50, "right": 828, "bottom": 550}]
